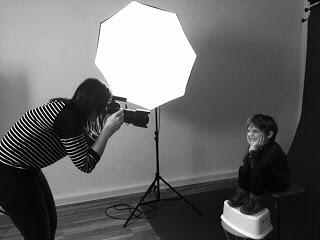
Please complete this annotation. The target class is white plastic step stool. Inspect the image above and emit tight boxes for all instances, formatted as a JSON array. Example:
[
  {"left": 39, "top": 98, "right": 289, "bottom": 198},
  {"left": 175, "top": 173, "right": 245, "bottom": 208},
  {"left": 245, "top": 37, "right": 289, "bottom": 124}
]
[{"left": 221, "top": 200, "right": 273, "bottom": 239}]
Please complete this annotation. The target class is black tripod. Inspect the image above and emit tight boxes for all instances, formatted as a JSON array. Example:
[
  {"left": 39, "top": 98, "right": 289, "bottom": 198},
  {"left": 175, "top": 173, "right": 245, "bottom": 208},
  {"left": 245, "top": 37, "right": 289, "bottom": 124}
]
[{"left": 123, "top": 107, "right": 202, "bottom": 228}]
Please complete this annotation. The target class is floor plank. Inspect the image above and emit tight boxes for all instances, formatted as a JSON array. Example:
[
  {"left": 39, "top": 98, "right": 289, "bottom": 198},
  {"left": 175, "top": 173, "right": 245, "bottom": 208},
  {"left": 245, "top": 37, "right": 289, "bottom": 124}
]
[{"left": 0, "top": 178, "right": 237, "bottom": 239}]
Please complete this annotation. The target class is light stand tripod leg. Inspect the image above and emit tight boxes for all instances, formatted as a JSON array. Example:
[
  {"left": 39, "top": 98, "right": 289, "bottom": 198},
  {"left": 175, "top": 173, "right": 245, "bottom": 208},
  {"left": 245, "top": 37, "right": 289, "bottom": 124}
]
[
  {"left": 123, "top": 107, "right": 202, "bottom": 227},
  {"left": 123, "top": 177, "right": 157, "bottom": 228},
  {"left": 159, "top": 175, "right": 203, "bottom": 216}
]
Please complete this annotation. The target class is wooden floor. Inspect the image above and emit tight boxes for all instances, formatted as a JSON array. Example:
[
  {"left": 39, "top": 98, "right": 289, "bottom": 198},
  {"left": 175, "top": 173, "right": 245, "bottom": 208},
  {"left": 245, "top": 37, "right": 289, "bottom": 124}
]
[{"left": 0, "top": 178, "right": 237, "bottom": 240}]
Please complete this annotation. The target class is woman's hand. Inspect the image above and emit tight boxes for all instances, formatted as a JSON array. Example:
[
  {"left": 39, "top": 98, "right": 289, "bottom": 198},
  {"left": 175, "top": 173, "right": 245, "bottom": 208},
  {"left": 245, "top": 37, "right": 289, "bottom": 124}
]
[
  {"left": 102, "top": 109, "right": 124, "bottom": 137},
  {"left": 90, "top": 109, "right": 124, "bottom": 157}
]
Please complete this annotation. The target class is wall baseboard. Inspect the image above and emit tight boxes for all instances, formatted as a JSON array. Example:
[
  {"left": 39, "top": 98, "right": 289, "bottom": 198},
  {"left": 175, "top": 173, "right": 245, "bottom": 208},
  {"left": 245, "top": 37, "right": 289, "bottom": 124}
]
[{"left": 54, "top": 170, "right": 237, "bottom": 206}]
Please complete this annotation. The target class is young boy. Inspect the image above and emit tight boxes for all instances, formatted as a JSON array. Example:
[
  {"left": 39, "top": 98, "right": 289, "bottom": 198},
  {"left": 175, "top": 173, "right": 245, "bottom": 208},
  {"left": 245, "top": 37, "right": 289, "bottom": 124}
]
[{"left": 228, "top": 114, "right": 291, "bottom": 215}]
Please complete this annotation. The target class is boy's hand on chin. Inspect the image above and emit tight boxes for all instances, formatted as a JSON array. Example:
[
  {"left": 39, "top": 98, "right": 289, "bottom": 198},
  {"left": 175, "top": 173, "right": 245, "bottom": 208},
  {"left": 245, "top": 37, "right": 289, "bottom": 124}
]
[{"left": 249, "top": 135, "right": 264, "bottom": 151}]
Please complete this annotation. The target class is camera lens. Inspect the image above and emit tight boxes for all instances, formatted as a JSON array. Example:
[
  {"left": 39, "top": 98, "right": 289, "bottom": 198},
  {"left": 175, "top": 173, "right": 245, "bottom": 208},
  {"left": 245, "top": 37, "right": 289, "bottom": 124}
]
[{"left": 123, "top": 109, "right": 150, "bottom": 128}]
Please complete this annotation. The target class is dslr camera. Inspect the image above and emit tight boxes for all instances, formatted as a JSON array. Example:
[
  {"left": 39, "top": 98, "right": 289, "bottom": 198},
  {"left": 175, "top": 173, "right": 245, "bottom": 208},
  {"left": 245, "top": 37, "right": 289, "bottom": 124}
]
[
  {"left": 105, "top": 96, "right": 150, "bottom": 128},
  {"left": 85, "top": 96, "right": 150, "bottom": 141}
]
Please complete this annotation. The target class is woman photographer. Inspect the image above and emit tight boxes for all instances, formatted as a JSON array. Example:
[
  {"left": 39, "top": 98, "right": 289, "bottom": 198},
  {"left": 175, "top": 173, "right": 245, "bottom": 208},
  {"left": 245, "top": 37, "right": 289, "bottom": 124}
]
[{"left": 0, "top": 78, "right": 124, "bottom": 240}]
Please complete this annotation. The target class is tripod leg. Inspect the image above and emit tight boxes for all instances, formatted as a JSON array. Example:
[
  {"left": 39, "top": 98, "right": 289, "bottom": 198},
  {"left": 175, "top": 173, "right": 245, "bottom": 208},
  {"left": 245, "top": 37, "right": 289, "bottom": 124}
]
[
  {"left": 159, "top": 176, "right": 203, "bottom": 216},
  {"left": 123, "top": 177, "right": 157, "bottom": 228}
]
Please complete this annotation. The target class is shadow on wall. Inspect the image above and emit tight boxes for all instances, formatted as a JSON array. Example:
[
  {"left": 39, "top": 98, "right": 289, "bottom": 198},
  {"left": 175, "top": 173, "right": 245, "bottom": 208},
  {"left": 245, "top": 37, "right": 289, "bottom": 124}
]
[
  {"left": 163, "top": 34, "right": 288, "bottom": 132},
  {"left": 0, "top": 68, "right": 30, "bottom": 137}
]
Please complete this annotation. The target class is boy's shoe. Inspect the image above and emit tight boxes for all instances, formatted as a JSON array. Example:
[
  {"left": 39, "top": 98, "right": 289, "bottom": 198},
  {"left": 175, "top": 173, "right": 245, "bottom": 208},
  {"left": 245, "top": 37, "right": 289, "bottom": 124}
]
[
  {"left": 228, "top": 187, "right": 249, "bottom": 207},
  {"left": 240, "top": 193, "right": 263, "bottom": 215}
]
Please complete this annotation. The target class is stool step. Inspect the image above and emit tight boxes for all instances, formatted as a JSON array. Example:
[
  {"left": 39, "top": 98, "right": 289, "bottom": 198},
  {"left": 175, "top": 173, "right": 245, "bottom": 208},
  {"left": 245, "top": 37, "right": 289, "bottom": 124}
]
[{"left": 221, "top": 200, "right": 273, "bottom": 239}]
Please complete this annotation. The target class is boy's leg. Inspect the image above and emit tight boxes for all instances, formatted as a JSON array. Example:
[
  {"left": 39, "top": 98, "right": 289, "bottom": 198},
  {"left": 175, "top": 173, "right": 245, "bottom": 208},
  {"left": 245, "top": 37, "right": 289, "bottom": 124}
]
[
  {"left": 240, "top": 168, "right": 285, "bottom": 215},
  {"left": 238, "top": 164, "right": 251, "bottom": 191},
  {"left": 228, "top": 165, "right": 251, "bottom": 207},
  {"left": 250, "top": 169, "right": 264, "bottom": 195},
  {"left": 263, "top": 172, "right": 287, "bottom": 192},
  {"left": 251, "top": 167, "right": 286, "bottom": 193},
  {"left": 240, "top": 169, "right": 264, "bottom": 214}
]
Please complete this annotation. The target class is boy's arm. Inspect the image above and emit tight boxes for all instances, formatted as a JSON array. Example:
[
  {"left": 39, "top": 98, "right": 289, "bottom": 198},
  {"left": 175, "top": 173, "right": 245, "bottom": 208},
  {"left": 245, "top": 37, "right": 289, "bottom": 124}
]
[{"left": 248, "top": 144, "right": 280, "bottom": 170}]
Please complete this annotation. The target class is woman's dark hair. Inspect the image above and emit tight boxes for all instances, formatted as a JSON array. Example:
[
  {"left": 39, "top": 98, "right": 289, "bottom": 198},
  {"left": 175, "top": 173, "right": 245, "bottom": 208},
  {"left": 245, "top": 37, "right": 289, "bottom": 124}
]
[
  {"left": 246, "top": 114, "right": 278, "bottom": 141},
  {"left": 71, "top": 78, "right": 110, "bottom": 120}
]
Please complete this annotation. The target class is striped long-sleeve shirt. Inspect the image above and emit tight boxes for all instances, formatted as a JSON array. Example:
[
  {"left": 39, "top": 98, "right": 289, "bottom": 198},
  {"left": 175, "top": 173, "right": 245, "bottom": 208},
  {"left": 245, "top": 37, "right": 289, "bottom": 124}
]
[{"left": 0, "top": 100, "right": 100, "bottom": 173}]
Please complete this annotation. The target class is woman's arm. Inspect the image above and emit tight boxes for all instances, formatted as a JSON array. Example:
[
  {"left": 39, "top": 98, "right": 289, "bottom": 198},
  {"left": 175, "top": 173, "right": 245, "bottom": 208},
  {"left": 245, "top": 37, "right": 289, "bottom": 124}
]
[
  {"left": 91, "top": 109, "right": 124, "bottom": 156},
  {"left": 55, "top": 104, "right": 123, "bottom": 173}
]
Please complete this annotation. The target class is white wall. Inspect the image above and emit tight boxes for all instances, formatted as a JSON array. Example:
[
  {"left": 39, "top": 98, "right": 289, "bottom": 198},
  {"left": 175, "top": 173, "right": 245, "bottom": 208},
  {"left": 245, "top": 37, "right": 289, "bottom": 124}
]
[{"left": 0, "top": 0, "right": 305, "bottom": 205}]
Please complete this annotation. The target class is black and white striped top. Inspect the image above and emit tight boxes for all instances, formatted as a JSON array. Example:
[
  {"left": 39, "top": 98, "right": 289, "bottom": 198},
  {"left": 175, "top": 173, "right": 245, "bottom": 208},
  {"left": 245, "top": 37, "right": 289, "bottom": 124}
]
[{"left": 0, "top": 100, "right": 100, "bottom": 173}]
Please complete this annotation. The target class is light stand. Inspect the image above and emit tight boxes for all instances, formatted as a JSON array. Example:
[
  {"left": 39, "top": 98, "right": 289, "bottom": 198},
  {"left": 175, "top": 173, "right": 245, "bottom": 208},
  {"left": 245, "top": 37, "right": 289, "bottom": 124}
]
[{"left": 123, "top": 107, "right": 202, "bottom": 228}]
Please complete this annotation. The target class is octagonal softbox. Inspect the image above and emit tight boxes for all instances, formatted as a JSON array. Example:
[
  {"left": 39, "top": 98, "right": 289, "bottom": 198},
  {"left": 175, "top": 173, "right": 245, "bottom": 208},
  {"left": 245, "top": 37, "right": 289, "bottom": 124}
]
[{"left": 95, "top": 1, "right": 196, "bottom": 110}]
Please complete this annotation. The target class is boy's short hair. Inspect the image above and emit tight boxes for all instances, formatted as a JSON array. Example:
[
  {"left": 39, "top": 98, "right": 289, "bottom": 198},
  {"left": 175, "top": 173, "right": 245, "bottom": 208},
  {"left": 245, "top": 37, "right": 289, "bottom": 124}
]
[{"left": 246, "top": 114, "right": 278, "bottom": 141}]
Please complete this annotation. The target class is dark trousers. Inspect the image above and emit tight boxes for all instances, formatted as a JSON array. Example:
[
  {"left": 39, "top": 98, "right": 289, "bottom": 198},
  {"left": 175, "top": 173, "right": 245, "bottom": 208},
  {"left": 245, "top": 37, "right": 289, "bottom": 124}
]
[
  {"left": 238, "top": 162, "right": 286, "bottom": 195},
  {"left": 0, "top": 163, "right": 57, "bottom": 240}
]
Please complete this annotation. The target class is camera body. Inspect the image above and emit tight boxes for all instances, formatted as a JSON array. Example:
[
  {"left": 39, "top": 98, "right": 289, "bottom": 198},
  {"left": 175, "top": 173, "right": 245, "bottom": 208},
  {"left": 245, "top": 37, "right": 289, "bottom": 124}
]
[{"left": 105, "top": 96, "right": 150, "bottom": 128}]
